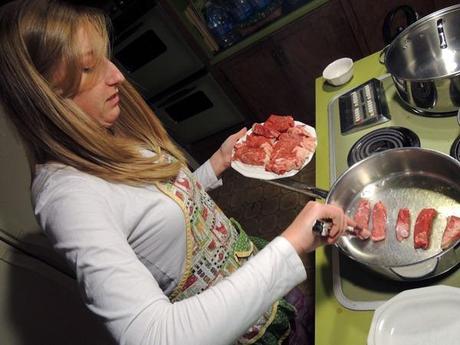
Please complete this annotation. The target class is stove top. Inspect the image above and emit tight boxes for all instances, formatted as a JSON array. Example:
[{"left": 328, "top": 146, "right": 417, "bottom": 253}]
[
  {"left": 327, "top": 74, "right": 460, "bottom": 311},
  {"left": 328, "top": 74, "right": 460, "bottom": 182}
]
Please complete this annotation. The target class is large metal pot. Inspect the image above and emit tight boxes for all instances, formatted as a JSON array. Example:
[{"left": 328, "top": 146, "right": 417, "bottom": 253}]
[
  {"left": 270, "top": 148, "right": 460, "bottom": 280},
  {"left": 384, "top": 5, "right": 460, "bottom": 116}
]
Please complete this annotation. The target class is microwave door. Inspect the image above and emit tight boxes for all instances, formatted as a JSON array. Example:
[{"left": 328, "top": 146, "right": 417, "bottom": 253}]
[{"left": 152, "top": 74, "right": 244, "bottom": 145}]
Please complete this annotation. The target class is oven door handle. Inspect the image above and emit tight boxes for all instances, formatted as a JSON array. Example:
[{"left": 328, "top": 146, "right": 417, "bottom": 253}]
[{"left": 157, "top": 87, "right": 197, "bottom": 107}]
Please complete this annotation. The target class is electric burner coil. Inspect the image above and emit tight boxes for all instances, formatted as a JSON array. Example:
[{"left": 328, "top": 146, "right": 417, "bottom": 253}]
[{"left": 347, "top": 127, "right": 420, "bottom": 166}]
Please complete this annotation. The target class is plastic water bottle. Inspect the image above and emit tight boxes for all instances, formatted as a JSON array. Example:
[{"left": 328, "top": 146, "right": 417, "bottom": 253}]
[
  {"left": 249, "top": 0, "right": 272, "bottom": 11},
  {"left": 205, "top": 2, "right": 240, "bottom": 49},
  {"left": 227, "top": 0, "right": 254, "bottom": 23}
]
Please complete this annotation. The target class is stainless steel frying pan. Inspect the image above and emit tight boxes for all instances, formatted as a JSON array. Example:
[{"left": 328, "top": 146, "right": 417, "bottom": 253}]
[{"left": 269, "top": 147, "right": 460, "bottom": 281}]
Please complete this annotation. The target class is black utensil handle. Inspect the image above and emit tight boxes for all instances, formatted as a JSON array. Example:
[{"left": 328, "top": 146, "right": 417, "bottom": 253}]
[{"left": 312, "top": 219, "right": 333, "bottom": 237}]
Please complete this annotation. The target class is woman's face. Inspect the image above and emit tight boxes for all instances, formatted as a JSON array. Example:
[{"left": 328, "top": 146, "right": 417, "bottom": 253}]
[{"left": 71, "top": 27, "right": 125, "bottom": 128}]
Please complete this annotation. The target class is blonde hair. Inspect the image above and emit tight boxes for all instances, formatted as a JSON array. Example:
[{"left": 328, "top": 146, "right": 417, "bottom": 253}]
[{"left": 0, "top": 0, "right": 186, "bottom": 185}]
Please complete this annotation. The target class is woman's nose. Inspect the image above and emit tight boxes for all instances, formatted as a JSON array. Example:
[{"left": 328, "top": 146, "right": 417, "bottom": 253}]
[{"left": 107, "top": 60, "right": 125, "bottom": 85}]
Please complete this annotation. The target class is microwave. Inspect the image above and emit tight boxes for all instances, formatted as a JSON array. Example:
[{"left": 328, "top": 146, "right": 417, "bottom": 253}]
[{"left": 112, "top": 3, "right": 204, "bottom": 99}]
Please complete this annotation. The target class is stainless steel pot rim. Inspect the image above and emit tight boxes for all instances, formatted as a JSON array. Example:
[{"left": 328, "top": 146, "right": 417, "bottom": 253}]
[
  {"left": 385, "top": 4, "right": 460, "bottom": 81},
  {"left": 386, "top": 68, "right": 460, "bottom": 83},
  {"left": 386, "top": 62, "right": 460, "bottom": 82},
  {"left": 331, "top": 147, "right": 460, "bottom": 189}
]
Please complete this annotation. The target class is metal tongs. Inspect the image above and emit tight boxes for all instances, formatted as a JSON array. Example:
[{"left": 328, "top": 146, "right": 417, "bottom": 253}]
[{"left": 313, "top": 218, "right": 369, "bottom": 239}]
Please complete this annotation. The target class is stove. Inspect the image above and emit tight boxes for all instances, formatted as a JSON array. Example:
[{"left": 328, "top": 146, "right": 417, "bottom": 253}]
[{"left": 327, "top": 73, "right": 460, "bottom": 311}]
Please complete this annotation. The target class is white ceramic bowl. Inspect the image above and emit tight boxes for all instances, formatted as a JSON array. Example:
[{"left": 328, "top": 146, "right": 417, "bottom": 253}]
[{"left": 322, "top": 57, "right": 354, "bottom": 86}]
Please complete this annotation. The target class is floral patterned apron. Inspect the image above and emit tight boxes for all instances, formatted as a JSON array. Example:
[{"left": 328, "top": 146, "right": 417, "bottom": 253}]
[{"left": 155, "top": 167, "right": 294, "bottom": 345}]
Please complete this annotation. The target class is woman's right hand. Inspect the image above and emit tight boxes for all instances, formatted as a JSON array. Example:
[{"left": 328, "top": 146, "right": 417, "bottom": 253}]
[{"left": 281, "top": 201, "right": 355, "bottom": 255}]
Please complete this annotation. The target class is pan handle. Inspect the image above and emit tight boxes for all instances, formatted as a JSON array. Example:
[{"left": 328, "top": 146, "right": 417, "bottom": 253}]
[
  {"left": 389, "top": 257, "right": 439, "bottom": 280},
  {"left": 263, "top": 178, "right": 329, "bottom": 199}
]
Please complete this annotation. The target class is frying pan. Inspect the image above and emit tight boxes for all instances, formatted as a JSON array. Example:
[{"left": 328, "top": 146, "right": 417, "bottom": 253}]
[{"left": 269, "top": 147, "right": 460, "bottom": 281}]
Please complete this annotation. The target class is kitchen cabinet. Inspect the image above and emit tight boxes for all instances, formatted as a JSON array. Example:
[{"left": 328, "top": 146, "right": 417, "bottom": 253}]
[
  {"left": 211, "top": 0, "right": 364, "bottom": 125},
  {"left": 340, "top": 0, "right": 460, "bottom": 54},
  {"left": 163, "top": 0, "right": 460, "bottom": 139},
  {"left": 433, "top": 0, "right": 460, "bottom": 10}
]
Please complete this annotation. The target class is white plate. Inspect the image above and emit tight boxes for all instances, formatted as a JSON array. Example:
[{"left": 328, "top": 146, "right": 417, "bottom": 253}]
[
  {"left": 367, "top": 285, "right": 460, "bottom": 345},
  {"left": 231, "top": 121, "right": 317, "bottom": 180}
]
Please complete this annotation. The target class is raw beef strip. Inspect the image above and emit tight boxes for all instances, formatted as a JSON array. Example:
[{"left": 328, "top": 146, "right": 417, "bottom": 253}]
[
  {"left": 414, "top": 208, "right": 438, "bottom": 249},
  {"left": 371, "top": 201, "right": 387, "bottom": 242},
  {"left": 252, "top": 123, "right": 279, "bottom": 138},
  {"left": 395, "top": 208, "right": 411, "bottom": 241},
  {"left": 441, "top": 215, "right": 460, "bottom": 249},
  {"left": 353, "top": 199, "right": 371, "bottom": 240},
  {"left": 264, "top": 114, "right": 295, "bottom": 133}
]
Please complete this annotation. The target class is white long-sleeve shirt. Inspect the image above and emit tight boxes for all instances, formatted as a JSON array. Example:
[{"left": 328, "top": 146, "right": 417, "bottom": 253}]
[{"left": 32, "top": 160, "right": 307, "bottom": 345}]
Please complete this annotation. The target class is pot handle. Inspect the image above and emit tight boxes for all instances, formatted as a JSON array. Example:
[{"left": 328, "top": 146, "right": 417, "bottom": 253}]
[
  {"left": 437, "top": 18, "right": 448, "bottom": 49},
  {"left": 379, "top": 45, "right": 389, "bottom": 65},
  {"left": 382, "top": 5, "right": 419, "bottom": 45},
  {"left": 389, "top": 257, "right": 439, "bottom": 279},
  {"left": 263, "top": 178, "right": 329, "bottom": 199}
]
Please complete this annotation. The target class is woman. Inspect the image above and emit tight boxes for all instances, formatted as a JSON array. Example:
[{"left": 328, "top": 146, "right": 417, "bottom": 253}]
[{"left": 0, "top": 1, "right": 354, "bottom": 344}]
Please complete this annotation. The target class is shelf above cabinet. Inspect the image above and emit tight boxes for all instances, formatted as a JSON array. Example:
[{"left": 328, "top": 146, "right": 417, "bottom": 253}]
[{"left": 210, "top": 0, "right": 329, "bottom": 64}]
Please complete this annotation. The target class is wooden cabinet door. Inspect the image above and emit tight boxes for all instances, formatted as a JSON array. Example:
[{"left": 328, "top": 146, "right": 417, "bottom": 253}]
[
  {"left": 343, "top": 0, "right": 435, "bottom": 54},
  {"left": 433, "top": 0, "right": 460, "bottom": 9},
  {"left": 213, "top": 36, "right": 313, "bottom": 123},
  {"left": 273, "top": 0, "right": 364, "bottom": 125}
]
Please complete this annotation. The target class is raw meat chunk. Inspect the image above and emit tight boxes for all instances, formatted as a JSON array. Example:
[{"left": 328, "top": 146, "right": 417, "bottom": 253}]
[
  {"left": 252, "top": 123, "right": 279, "bottom": 139},
  {"left": 285, "top": 126, "right": 317, "bottom": 152},
  {"left": 233, "top": 145, "right": 270, "bottom": 166},
  {"left": 414, "top": 208, "right": 438, "bottom": 249},
  {"left": 231, "top": 115, "right": 316, "bottom": 175},
  {"left": 264, "top": 114, "right": 295, "bottom": 132},
  {"left": 266, "top": 135, "right": 304, "bottom": 174},
  {"left": 265, "top": 127, "right": 317, "bottom": 174},
  {"left": 244, "top": 134, "right": 273, "bottom": 149},
  {"left": 396, "top": 208, "right": 411, "bottom": 241},
  {"left": 353, "top": 199, "right": 371, "bottom": 239},
  {"left": 371, "top": 201, "right": 387, "bottom": 242},
  {"left": 441, "top": 215, "right": 460, "bottom": 250}
]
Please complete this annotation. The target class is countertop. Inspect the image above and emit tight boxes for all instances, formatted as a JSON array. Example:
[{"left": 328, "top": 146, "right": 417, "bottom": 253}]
[{"left": 314, "top": 51, "right": 387, "bottom": 345}]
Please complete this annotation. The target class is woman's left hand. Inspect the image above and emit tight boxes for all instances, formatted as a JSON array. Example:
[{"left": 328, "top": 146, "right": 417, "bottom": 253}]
[{"left": 210, "top": 127, "right": 247, "bottom": 177}]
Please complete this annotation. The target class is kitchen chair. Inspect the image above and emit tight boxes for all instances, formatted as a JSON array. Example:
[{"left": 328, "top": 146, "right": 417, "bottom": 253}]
[{"left": 0, "top": 104, "right": 114, "bottom": 344}]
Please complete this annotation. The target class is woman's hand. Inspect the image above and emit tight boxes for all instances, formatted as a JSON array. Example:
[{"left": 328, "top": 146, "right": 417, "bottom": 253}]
[
  {"left": 210, "top": 127, "right": 247, "bottom": 177},
  {"left": 281, "top": 201, "right": 356, "bottom": 255}
]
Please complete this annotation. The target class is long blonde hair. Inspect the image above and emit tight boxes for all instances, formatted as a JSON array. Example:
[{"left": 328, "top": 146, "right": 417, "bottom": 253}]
[{"left": 0, "top": 0, "right": 186, "bottom": 185}]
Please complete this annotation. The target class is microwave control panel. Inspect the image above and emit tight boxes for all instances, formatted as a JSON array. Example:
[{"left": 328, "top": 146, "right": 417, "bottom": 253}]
[{"left": 338, "top": 78, "right": 391, "bottom": 134}]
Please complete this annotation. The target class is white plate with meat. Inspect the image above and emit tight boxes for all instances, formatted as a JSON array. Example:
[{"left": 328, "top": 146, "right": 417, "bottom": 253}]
[
  {"left": 367, "top": 285, "right": 460, "bottom": 345},
  {"left": 231, "top": 116, "right": 317, "bottom": 180}
]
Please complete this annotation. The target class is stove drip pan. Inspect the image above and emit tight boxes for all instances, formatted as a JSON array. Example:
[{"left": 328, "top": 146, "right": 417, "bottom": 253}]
[
  {"left": 347, "top": 126, "right": 420, "bottom": 166},
  {"left": 332, "top": 247, "right": 460, "bottom": 311},
  {"left": 450, "top": 136, "right": 460, "bottom": 162}
]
